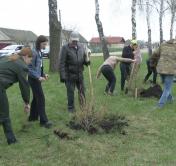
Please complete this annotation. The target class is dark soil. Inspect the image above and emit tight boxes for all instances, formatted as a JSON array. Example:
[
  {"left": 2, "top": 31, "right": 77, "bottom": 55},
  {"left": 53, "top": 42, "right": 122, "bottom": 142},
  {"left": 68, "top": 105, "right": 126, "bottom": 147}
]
[
  {"left": 99, "top": 116, "right": 128, "bottom": 134},
  {"left": 67, "top": 115, "right": 129, "bottom": 135},
  {"left": 139, "top": 84, "right": 162, "bottom": 99},
  {"left": 53, "top": 129, "right": 73, "bottom": 140}
]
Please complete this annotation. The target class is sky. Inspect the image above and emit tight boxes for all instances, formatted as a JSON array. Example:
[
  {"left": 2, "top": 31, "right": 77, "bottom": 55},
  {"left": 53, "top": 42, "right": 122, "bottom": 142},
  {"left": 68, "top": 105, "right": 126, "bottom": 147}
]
[{"left": 0, "top": 0, "right": 174, "bottom": 42}]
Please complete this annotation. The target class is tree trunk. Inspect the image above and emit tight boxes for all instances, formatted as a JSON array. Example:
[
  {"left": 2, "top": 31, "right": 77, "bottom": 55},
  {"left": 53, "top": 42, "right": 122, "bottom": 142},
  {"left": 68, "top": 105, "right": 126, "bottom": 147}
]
[
  {"left": 170, "top": 11, "right": 175, "bottom": 39},
  {"left": 48, "top": 0, "right": 62, "bottom": 72},
  {"left": 159, "top": 0, "right": 164, "bottom": 44},
  {"left": 169, "top": 0, "right": 176, "bottom": 40},
  {"left": 131, "top": 0, "right": 137, "bottom": 39},
  {"left": 146, "top": 0, "right": 152, "bottom": 57},
  {"left": 95, "top": 0, "right": 109, "bottom": 60}
]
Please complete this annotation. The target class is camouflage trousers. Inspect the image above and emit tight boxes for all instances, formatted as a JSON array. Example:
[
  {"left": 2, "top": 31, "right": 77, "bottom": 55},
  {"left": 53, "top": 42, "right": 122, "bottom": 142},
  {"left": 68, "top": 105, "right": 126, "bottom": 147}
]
[{"left": 0, "top": 88, "right": 16, "bottom": 143}]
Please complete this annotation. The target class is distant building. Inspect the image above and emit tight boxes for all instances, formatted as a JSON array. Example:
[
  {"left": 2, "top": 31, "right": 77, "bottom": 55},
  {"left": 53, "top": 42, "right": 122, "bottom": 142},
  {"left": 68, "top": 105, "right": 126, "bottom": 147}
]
[
  {"left": 89, "top": 36, "right": 125, "bottom": 53},
  {"left": 61, "top": 29, "right": 88, "bottom": 46},
  {"left": 46, "top": 29, "right": 88, "bottom": 48},
  {"left": 90, "top": 36, "right": 125, "bottom": 47},
  {"left": 0, "top": 27, "right": 37, "bottom": 49}
]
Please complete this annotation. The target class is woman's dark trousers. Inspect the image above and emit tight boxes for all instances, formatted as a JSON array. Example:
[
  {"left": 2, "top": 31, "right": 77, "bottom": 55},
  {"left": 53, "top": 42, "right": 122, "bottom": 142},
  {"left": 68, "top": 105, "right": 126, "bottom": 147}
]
[
  {"left": 28, "top": 77, "right": 48, "bottom": 124},
  {"left": 101, "top": 65, "right": 116, "bottom": 93},
  {"left": 120, "top": 63, "right": 131, "bottom": 91}
]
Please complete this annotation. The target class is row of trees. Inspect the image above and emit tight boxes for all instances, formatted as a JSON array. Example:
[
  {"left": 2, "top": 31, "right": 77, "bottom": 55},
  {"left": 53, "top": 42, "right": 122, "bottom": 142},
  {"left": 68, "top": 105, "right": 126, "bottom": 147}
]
[
  {"left": 132, "top": 0, "right": 176, "bottom": 56},
  {"left": 95, "top": 0, "right": 176, "bottom": 59},
  {"left": 48, "top": 0, "right": 176, "bottom": 71}
]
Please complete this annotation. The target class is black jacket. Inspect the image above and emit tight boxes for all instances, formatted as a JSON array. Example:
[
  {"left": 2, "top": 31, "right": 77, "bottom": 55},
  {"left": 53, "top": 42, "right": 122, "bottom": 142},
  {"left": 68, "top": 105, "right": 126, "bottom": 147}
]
[
  {"left": 121, "top": 45, "right": 134, "bottom": 64},
  {"left": 59, "top": 43, "right": 88, "bottom": 81}
]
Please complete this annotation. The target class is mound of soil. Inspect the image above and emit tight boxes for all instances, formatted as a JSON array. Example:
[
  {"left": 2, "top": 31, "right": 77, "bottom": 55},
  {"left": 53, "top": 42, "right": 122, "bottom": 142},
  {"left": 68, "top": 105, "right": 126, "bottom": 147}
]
[
  {"left": 139, "top": 84, "right": 162, "bottom": 99},
  {"left": 67, "top": 115, "right": 129, "bottom": 135},
  {"left": 53, "top": 129, "right": 73, "bottom": 140},
  {"left": 99, "top": 116, "right": 128, "bottom": 134}
]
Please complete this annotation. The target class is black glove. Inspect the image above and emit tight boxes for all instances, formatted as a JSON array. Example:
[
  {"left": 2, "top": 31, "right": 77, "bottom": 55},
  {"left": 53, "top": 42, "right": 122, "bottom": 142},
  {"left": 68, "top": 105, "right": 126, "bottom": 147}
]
[
  {"left": 60, "top": 78, "right": 66, "bottom": 83},
  {"left": 85, "top": 61, "right": 91, "bottom": 66}
]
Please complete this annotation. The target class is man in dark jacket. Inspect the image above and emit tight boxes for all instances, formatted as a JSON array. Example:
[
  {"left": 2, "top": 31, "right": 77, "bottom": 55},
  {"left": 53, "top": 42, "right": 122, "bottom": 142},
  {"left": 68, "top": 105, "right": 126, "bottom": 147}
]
[
  {"left": 59, "top": 31, "right": 90, "bottom": 112},
  {"left": 120, "top": 40, "right": 137, "bottom": 91},
  {"left": 0, "top": 48, "right": 32, "bottom": 145}
]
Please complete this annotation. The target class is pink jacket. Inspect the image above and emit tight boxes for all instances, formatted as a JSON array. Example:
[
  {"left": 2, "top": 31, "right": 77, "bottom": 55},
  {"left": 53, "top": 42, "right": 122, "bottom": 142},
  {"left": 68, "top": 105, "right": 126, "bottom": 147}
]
[{"left": 96, "top": 56, "right": 135, "bottom": 78}]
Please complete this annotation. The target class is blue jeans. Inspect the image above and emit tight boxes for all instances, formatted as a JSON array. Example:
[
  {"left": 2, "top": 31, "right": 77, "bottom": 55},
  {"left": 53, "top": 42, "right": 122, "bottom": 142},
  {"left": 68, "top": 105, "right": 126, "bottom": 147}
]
[{"left": 158, "top": 74, "right": 174, "bottom": 108}]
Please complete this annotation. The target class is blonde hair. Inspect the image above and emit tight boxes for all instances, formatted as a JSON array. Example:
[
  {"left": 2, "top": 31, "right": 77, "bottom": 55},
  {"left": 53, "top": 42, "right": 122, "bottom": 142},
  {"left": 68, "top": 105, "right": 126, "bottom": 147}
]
[{"left": 9, "top": 47, "right": 33, "bottom": 61}]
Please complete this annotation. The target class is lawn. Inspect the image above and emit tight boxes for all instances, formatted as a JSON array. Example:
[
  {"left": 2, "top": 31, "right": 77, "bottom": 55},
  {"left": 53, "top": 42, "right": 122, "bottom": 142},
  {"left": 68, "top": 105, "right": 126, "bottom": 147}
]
[{"left": 0, "top": 53, "right": 176, "bottom": 166}]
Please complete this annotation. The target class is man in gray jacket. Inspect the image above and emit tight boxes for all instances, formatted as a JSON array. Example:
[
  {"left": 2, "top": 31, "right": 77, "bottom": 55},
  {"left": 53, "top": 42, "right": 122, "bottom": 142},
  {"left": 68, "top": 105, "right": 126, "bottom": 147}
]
[{"left": 59, "top": 31, "right": 90, "bottom": 112}]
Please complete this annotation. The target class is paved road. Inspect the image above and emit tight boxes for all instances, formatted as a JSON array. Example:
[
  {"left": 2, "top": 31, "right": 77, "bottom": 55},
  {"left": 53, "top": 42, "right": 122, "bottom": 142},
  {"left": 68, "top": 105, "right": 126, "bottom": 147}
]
[{"left": 91, "top": 48, "right": 148, "bottom": 56}]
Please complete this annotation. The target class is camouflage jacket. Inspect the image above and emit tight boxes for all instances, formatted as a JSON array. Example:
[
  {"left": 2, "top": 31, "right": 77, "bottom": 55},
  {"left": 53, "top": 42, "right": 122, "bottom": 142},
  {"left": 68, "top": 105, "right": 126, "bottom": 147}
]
[
  {"left": 151, "top": 39, "right": 176, "bottom": 75},
  {"left": 0, "top": 56, "right": 30, "bottom": 103}
]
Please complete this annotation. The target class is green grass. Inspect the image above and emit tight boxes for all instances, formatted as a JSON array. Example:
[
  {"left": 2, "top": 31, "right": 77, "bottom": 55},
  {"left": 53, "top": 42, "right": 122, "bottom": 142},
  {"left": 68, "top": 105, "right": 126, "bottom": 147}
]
[{"left": 0, "top": 54, "right": 176, "bottom": 166}]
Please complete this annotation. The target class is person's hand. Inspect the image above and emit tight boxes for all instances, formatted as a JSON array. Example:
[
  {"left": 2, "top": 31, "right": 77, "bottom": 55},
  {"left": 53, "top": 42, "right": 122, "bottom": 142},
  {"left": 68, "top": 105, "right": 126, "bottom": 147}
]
[
  {"left": 132, "top": 59, "right": 136, "bottom": 63},
  {"left": 39, "top": 77, "right": 46, "bottom": 82},
  {"left": 60, "top": 78, "right": 66, "bottom": 83},
  {"left": 44, "top": 74, "right": 49, "bottom": 80},
  {"left": 24, "top": 103, "right": 30, "bottom": 113},
  {"left": 85, "top": 61, "right": 91, "bottom": 66}
]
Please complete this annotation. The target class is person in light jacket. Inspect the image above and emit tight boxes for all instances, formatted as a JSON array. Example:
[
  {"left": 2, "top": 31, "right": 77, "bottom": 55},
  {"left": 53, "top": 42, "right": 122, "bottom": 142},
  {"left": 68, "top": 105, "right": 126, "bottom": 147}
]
[{"left": 96, "top": 56, "right": 136, "bottom": 95}]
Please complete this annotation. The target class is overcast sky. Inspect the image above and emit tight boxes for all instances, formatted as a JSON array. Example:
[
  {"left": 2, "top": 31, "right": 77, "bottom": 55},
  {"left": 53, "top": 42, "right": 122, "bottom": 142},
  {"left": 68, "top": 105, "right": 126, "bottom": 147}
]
[{"left": 0, "top": 0, "right": 173, "bottom": 42}]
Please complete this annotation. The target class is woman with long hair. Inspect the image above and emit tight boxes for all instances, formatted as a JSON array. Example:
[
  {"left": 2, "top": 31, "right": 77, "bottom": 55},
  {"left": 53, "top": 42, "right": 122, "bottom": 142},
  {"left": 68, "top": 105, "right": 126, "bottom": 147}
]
[{"left": 28, "top": 35, "right": 52, "bottom": 128}]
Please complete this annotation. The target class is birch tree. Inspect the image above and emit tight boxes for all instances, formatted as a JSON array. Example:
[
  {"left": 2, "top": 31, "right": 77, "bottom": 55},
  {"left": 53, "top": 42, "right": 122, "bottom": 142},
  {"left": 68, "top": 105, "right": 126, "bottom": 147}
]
[
  {"left": 152, "top": 0, "right": 168, "bottom": 44},
  {"left": 48, "top": 0, "right": 62, "bottom": 72},
  {"left": 131, "top": 0, "right": 137, "bottom": 39},
  {"left": 138, "top": 0, "right": 153, "bottom": 57},
  {"left": 167, "top": 0, "right": 176, "bottom": 39},
  {"left": 159, "top": 0, "right": 164, "bottom": 43},
  {"left": 146, "top": 0, "right": 153, "bottom": 56},
  {"left": 95, "top": 0, "right": 109, "bottom": 60}
]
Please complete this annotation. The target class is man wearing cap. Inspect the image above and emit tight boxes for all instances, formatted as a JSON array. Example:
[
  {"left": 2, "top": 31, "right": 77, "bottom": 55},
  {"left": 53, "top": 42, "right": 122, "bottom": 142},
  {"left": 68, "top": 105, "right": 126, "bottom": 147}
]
[
  {"left": 120, "top": 40, "right": 137, "bottom": 91},
  {"left": 59, "top": 31, "right": 90, "bottom": 112}
]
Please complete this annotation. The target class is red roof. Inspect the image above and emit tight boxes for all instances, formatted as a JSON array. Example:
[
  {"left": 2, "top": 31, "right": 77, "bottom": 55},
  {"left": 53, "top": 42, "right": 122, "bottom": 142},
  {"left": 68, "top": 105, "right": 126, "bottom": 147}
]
[{"left": 89, "top": 36, "right": 125, "bottom": 44}]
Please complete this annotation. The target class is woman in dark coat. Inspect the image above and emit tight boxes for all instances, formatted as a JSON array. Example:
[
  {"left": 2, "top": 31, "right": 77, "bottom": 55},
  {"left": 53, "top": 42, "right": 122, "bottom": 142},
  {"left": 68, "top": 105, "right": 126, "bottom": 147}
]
[{"left": 0, "top": 47, "right": 32, "bottom": 145}]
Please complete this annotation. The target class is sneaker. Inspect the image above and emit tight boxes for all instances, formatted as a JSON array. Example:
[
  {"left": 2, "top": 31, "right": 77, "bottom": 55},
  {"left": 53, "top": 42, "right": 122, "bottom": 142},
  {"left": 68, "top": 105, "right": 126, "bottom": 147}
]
[
  {"left": 40, "top": 121, "right": 53, "bottom": 129},
  {"left": 104, "top": 91, "right": 108, "bottom": 95},
  {"left": 108, "top": 92, "right": 117, "bottom": 96},
  {"left": 28, "top": 117, "right": 38, "bottom": 122},
  {"left": 7, "top": 138, "right": 17, "bottom": 145}
]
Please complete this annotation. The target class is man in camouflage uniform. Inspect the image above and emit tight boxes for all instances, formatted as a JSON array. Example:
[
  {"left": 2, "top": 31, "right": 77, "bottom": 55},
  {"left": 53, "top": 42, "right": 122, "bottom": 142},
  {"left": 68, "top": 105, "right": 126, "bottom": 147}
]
[
  {"left": 151, "top": 39, "right": 176, "bottom": 108},
  {"left": 0, "top": 48, "right": 32, "bottom": 144}
]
